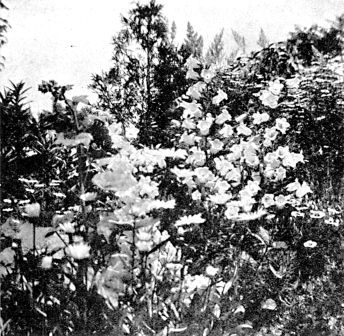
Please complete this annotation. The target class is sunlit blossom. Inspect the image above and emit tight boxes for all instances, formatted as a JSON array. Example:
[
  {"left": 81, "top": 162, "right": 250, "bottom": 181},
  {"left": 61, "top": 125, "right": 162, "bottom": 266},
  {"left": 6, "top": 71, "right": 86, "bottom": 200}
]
[
  {"left": 209, "top": 139, "right": 224, "bottom": 153},
  {"left": 252, "top": 112, "right": 270, "bottom": 125},
  {"left": 66, "top": 243, "right": 91, "bottom": 260},
  {"left": 205, "top": 265, "right": 219, "bottom": 277},
  {"left": 198, "top": 118, "right": 213, "bottom": 136},
  {"left": 209, "top": 193, "right": 231, "bottom": 205},
  {"left": 275, "top": 117, "right": 290, "bottom": 134},
  {"left": 303, "top": 240, "right": 317, "bottom": 248},
  {"left": 201, "top": 67, "right": 216, "bottom": 83},
  {"left": 219, "top": 124, "right": 234, "bottom": 138},
  {"left": 41, "top": 256, "right": 53, "bottom": 269},
  {"left": 212, "top": 89, "right": 228, "bottom": 105},
  {"left": 262, "top": 194, "right": 275, "bottom": 208},
  {"left": 274, "top": 195, "right": 287, "bottom": 209},
  {"left": 309, "top": 210, "right": 325, "bottom": 219},
  {"left": 260, "top": 90, "right": 279, "bottom": 108},
  {"left": 216, "top": 109, "right": 232, "bottom": 125},
  {"left": 175, "top": 214, "right": 206, "bottom": 226},
  {"left": 23, "top": 203, "right": 41, "bottom": 217},
  {"left": 295, "top": 182, "right": 312, "bottom": 198},
  {"left": 237, "top": 123, "right": 252, "bottom": 136},
  {"left": 187, "top": 82, "right": 206, "bottom": 100}
]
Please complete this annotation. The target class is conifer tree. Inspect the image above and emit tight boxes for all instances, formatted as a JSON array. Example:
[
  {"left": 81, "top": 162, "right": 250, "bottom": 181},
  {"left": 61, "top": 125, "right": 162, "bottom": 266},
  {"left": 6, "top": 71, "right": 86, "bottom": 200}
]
[
  {"left": 181, "top": 22, "right": 203, "bottom": 58},
  {"left": 257, "top": 28, "right": 269, "bottom": 48},
  {"left": 206, "top": 28, "right": 225, "bottom": 64}
]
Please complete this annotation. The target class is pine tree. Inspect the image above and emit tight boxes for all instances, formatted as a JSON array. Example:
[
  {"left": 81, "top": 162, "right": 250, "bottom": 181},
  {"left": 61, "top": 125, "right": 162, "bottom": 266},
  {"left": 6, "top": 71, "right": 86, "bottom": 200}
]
[
  {"left": 257, "top": 28, "right": 269, "bottom": 49},
  {"left": 232, "top": 29, "right": 246, "bottom": 54},
  {"left": 181, "top": 22, "right": 203, "bottom": 58},
  {"left": 206, "top": 28, "right": 225, "bottom": 65},
  {"left": 171, "top": 21, "right": 177, "bottom": 41}
]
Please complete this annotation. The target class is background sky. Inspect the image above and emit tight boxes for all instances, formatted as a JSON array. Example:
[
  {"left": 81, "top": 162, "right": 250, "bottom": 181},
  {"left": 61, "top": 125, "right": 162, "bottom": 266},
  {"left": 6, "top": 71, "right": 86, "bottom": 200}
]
[{"left": 1, "top": 0, "right": 344, "bottom": 114}]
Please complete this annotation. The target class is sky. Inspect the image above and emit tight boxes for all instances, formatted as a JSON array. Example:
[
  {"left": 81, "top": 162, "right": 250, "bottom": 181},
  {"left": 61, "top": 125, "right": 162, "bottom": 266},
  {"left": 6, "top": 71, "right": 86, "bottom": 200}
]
[{"left": 1, "top": 0, "right": 344, "bottom": 114}]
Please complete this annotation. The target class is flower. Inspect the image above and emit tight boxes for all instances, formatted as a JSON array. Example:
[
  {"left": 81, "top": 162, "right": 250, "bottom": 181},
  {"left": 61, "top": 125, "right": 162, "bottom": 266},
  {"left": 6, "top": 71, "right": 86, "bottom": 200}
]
[
  {"left": 66, "top": 243, "right": 91, "bottom": 260},
  {"left": 216, "top": 109, "right": 232, "bottom": 125},
  {"left": 209, "top": 139, "right": 224, "bottom": 154},
  {"left": 187, "top": 82, "right": 206, "bottom": 100},
  {"left": 295, "top": 182, "right": 312, "bottom": 198},
  {"left": 274, "top": 195, "right": 287, "bottom": 209},
  {"left": 260, "top": 90, "right": 279, "bottom": 108},
  {"left": 262, "top": 194, "right": 275, "bottom": 208},
  {"left": 41, "top": 256, "right": 53, "bottom": 269},
  {"left": 24, "top": 203, "right": 41, "bottom": 217},
  {"left": 237, "top": 123, "right": 252, "bottom": 136},
  {"left": 201, "top": 67, "right": 216, "bottom": 83},
  {"left": 309, "top": 210, "right": 325, "bottom": 219},
  {"left": 303, "top": 240, "right": 317, "bottom": 248},
  {"left": 198, "top": 118, "right": 213, "bottom": 136},
  {"left": 175, "top": 214, "right": 205, "bottom": 226},
  {"left": 269, "top": 80, "right": 284, "bottom": 95},
  {"left": 92, "top": 170, "right": 137, "bottom": 192},
  {"left": 275, "top": 118, "right": 290, "bottom": 134},
  {"left": 252, "top": 112, "right": 270, "bottom": 125},
  {"left": 212, "top": 89, "right": 227, "bottom": 105},
  {"left": 225, "top": 203, "right": 240, "bottom": 219},
  {"left": 219, "top": 124, "right": 234, "bottom": 138},
  {"left": 209, "top": 193, "right": 231, "bottom": 205},
  {"left": 205, "top": 265, "right": 219, "bottom": 277}
]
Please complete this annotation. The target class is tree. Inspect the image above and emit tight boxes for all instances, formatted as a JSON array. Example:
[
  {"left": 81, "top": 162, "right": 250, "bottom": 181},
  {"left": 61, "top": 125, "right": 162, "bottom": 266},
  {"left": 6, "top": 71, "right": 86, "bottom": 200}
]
[
  {"left": 91, "top": 0, "right": 188, "bottom": 146},
  {"left": 181, "top": 22, "right": 204, "bottom": 58},
  {"left": 257, "top": 28, "right": 269, "bottom": 49},
  {"left": 206, "top": 28, "right": 225, "bottom": 65}
]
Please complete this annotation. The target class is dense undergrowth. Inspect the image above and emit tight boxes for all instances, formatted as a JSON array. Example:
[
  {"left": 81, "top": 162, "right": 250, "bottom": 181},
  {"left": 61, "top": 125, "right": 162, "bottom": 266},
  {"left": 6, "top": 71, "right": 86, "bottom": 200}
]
[{"left": 1, "top": 2, "right": 344, "bottom": 336}]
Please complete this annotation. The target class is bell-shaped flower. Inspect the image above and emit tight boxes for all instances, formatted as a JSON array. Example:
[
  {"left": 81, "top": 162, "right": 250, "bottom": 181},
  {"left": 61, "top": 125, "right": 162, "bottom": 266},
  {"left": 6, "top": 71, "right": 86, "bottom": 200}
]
[{"left": 212, "top": 89, "right": 228, "bottom": 106}]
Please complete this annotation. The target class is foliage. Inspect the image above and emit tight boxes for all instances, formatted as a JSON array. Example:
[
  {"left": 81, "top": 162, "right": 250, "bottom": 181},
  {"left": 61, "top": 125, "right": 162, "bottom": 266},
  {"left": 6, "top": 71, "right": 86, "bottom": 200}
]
[
  {"left": 1, "top": 3, "right": 344, "bottom": 336},
  {"left": 180, "top": 22, "right": 204, "bottom": 59},
  {"left": 90, "top": 0, "right": 188, "bottom": 147},
  {"left": 205, "top": 29, "right": 225, "bottom": 65},
  {"left": 0, "top": 0, "right": 9, "bottom": 70},
  {"left": 286, "top": 14, "right": 344, "bottom": 66}
]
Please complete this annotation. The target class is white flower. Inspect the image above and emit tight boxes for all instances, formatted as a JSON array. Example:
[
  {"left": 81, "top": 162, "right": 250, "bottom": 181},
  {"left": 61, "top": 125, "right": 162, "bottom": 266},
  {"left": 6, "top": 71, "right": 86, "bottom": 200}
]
[
  {"left": 264, "top": 127, "right": 278, "bottom": 142},
  {"left": 209, "top": 139, "right": 224, "bottom": 154},
  {"left": 23, "top": 203, "right": 41, "bottom": 217},
  {"left": 212, "top": 89, "right": 227, "bottom": 105},
  {"left": 274, "top": 195, "right": 287, "bottom": 209},
  {"left": 187, "top": 82, "right": 206, "bottom": 100},
  {"left": 182, "top": 118, "right": 196, "bottom": 130},
  {"left": 191, "top": 190, "right": 202, "bottom": 201},
  {"left": 295, "top": 182, "right": 312, "bottom": 198},
  {"left": 237, "top": 123, "right": 252, "bottom": 136},
  {"left": 219, "top": 124, "right": 233, "bottom": 138},
  {"left": 260, "top": 90, "right": 279, "bottom": 109},
  {"left": 205, "top": 265, "right": 219, "bottom": 277},
  {"left": 303, "top": 240, "right": 317, "bottom": 248},
  {"left": 225, "top": 203, "right": 240, "bottom": 219},
  {"left": 269, "top": 80, "right": 284, "bottom": 95},
  {"left": 209, "top": 193, "right": 231, "bottom": 205},
  {"left": 181, "top": 132, "right": 196, "bottom": 146},
  {"left": 216, "top": 109, "right": 232, "bottom": 125},
  {"left": 252, "top": 112, "right": 270, "bottom": 125},
  {"left": 201, "top": 67, "right": 216, "bottom": 83},
  {"left": 285, "top": 77, "right": 300, "bottom": 90},
  {"left": 66, "top": 243, "right": 91, "bottom": 260},
  {"left": 198, "top": 117, "right": 213, "bottom": 136},
  {"left": 309, "top": 210, "right": 325, "bottom": 219},
  {"left": 275, "top": 118, "right": 290, "bottom": 134},
  {"left": 41, "top": 256, "right": 53, "bottom": 269},
  {"left": 262, "top": 194, "right": 275, "bottom": 208},
  {"left": 181, "top": 101, "right": 203, "bottom": 119},
  {"left": 175, "top": 214, "right": 205, "bottom": 226}
]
